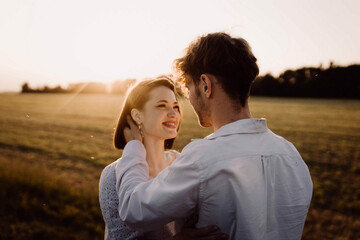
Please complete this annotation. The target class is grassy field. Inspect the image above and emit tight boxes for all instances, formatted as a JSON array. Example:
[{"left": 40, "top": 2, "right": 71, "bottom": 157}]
[{"left": 0, "top": 93, "right": 359, "bottom": 239}]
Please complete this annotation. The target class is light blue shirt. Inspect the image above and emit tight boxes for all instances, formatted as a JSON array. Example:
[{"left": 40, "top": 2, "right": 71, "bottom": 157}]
[{"left": 115, "top": 118, "right": 313, "bottom": 240}]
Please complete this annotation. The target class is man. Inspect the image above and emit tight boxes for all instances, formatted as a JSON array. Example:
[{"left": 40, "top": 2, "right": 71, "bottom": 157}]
[{"left": 116, "top": 32, "right": 313, "bottom": 239}]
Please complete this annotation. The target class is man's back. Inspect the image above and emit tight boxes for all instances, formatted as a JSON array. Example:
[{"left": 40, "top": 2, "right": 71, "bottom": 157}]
[
  {"left": 186, "top": 119, "right": 313, "bottom": 239},
  {"left": 116, "top": 119, "right": 312, "bottom": 239}
]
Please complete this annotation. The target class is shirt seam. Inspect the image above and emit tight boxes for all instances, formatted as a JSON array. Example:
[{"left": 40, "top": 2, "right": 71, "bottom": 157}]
[{"left": 195, "top": 159, "right": 205, "bottom": 211}]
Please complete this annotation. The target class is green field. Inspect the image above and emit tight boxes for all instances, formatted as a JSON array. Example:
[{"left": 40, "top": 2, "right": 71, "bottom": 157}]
[{"left": 0, "top": 93, "right": 359, "bottom": 240}]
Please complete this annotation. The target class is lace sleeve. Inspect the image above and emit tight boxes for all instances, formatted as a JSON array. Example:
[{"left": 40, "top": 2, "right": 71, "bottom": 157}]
[{"left": 99, "top": 161, "right": 141, "bottom": 240}]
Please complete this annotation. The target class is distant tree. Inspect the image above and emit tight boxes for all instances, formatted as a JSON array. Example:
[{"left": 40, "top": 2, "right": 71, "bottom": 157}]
[
  {"left": 251, "top": 74, "right": 279, "bottom": 96},
  {"left": 21, "top": 83, "right": 68, "bottom": 93},
  {"left": 42, "top": 86, "right": 50, "bottom": 93},
  {"left": 53, "top": 85, "right": 67, "bottom": 93},
  {"left": 21, "top": 82, "right": 33, "bottom": 93}
]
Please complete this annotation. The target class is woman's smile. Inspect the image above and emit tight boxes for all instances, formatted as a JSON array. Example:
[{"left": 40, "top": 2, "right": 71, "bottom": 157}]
[{"left": 162, "top": 120, "right": 177, "bottom": 129}]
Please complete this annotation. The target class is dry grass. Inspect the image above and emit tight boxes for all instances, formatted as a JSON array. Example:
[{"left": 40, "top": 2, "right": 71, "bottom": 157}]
[{"left": 0, "top": 93, "right": 359, "bottom": 239}]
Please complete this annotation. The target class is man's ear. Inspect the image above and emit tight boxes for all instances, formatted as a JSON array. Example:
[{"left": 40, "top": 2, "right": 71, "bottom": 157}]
[
  {"left": 130, "top": 108, "right": 143, "bottom": 125},
  {"left": 200, "top": 74, "right": 212, "bottom": 98}
]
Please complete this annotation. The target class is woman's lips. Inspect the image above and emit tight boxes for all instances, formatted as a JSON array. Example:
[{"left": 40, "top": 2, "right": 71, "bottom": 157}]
[{"left": 163, "top": 121, "right": 177, "bottom": 129}]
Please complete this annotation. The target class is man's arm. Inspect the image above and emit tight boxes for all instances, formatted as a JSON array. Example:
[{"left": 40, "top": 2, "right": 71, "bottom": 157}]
[{"left": 115, "top": 140, "right": 200, "bottom": 232}]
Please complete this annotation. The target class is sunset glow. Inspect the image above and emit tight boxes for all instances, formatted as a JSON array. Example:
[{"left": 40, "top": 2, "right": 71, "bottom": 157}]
[{"left": 0, "top": 0, "right": 359, "bottom": 92}]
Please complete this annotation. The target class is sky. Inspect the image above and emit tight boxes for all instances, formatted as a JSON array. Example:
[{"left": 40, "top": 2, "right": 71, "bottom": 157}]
[{"left": 0, "top": 0, "right": 359, "bottom": 92}]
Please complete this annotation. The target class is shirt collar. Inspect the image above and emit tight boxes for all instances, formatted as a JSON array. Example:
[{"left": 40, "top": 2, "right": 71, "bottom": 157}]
[{"left": 204, "top": 118, "right": 268, "bottom": 140}]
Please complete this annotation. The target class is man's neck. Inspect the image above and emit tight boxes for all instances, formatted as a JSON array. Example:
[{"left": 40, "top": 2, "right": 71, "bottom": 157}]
[{"left": 211, "top": 98, "right": 252, "bottom": 131}]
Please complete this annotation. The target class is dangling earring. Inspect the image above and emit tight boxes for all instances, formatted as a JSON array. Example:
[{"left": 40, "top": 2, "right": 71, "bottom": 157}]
[{"left": 137, "top": 123, "right": 144, "bottom": 138}]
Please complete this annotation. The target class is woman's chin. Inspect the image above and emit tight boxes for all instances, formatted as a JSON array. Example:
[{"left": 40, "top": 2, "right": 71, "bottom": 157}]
[
  {"left": 145, "top": 131, "right": 177, "bottom": 141},
  {"left": 164, "top": 131, "right": 178, "bottom": 139},
  {"left": 166, "top": 133, "right": 177, "bottom": 139}
]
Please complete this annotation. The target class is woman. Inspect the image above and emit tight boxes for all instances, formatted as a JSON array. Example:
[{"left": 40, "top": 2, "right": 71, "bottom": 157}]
[{"left": 99, "top": 76, "right": 222, "bottom": 240}]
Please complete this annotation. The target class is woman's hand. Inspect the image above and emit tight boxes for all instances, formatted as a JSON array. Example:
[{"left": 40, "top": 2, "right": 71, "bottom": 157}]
[
  {"left": 168, "top": 215, "right": 226, "bottom": 240},
  {"left": 124, "top": 115, "right": 143, "bottom": 143}
]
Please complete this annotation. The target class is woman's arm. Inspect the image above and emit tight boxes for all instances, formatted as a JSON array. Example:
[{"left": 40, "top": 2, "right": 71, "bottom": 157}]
[{"left": 99, "top": 163, "right": 141, "bottom": 240}]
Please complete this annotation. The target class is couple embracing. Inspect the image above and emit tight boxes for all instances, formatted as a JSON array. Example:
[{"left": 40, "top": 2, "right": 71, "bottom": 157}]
[{"left": 99, "top": 32, "right": 313, "bottom": 240}]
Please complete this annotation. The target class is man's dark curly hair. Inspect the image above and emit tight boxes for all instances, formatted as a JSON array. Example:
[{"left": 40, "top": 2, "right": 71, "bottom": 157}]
[{"left": 174, "top": 32, "right": 259, "bottom": 106}]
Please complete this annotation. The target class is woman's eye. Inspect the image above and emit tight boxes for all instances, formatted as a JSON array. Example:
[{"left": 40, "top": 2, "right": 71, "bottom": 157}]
[
  {"left": 174, "top": 106, "right": 180, "bottom": 111},
  {"left": 156, "top": 104, "right": 166, "bottom": 108}
]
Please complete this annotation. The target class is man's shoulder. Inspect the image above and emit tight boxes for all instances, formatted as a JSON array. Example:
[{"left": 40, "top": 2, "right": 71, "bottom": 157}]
[
  {"left": 265, "top": 129, "right": 301, "bottom": 156},
  {"left": 176, "top": 138, "right": 225, "bottom": 166},
  {"left": 181, "top": 138, "right": 215, "bottom": 154},
  {"left": 181, "top": 129, "right": 301, "bottom": 158}
]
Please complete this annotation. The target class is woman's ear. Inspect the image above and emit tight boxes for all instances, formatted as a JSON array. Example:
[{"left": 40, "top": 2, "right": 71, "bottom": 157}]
[{"left": 130, "top": 108, "right": 143, "bottom": 125}]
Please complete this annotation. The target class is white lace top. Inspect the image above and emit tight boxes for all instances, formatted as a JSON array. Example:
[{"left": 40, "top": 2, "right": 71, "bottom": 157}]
[{"left": 99, "top": 150, "right": 180, "bottom": 240}]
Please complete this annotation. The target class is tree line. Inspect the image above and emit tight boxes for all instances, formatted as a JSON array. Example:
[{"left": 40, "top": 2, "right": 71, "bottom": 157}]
[
  {"left": 21, "top": 79, "right": 137, "bottom": 94},
  {"left": 251, "top": 63, "right": 359, "bottom": 98},
  {"left": 21, "top": 64, "right": 359, "bottom": 98}
]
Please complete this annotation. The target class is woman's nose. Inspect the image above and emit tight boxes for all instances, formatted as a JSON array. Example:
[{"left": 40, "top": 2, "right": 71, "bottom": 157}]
[{"left": 167, "top": 108, "right": 177, "bottom": 117}]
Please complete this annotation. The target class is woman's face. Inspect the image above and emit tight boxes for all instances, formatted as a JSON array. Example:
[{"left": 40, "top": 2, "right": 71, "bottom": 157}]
[{"left": 139, "top": 86, "right": 180, "bottom": 141}]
